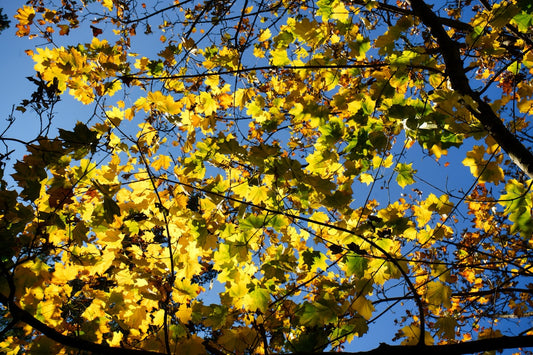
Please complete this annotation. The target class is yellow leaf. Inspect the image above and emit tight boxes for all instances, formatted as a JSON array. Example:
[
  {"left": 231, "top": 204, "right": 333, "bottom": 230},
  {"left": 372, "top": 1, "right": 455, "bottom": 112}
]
[
  {"left": 359, "top": 173, "right": 374, "bottom": 185},
  {"left": 234, "top": 88, "right": 255, "bottom": 109},
  {"left": 198, "top": 91, "right": 217, "bottom": 116},
  {"left": 400, "top": 324, "right": 434, "bottom": 345},
  {"left": 403, "top": 227, "right": 417, "bottom": 240},
  {"left": 270, "top": 47, "right": 290, "bottom": 66},
  {"left": 70, "top": 84, "right": 95, "bottom": 104},
  {"left": 204, "top": 75, "right": 220, "bottom": 93},
  {"left": 330, "top": 0, "right": 349, "bottom": 22},
  {"left": 107, "top": 332, "right": 123, "bottom": 347},
  {"left": 258, "top": 28, "right": 272, "bottom": 42},
  {"left": 413, "top": 202, "right": 433, "bottom": 227},
  {"left": 106, "top": 106, "right": 124, "bottom": 126},
  {"left": 152, "top": 155, "right": 171, "bottom": 171},
  {"left": 176, "top": 303, "right": 193, "bottom": 323},
  {"left": 462, "top": 145, "right": 504, "bottom": 184},
  {"left": 147, "top": 91, "right": 182, "bottom": 115},
  {"left": 429, "top": 144, "right": 447, "bottom": 159},
  {"left": 82, "top": 299, "right": 106, "bottom": 321},
  {"left": 248, "top": 185, "right": 269, "bottom": 205},
  {"left": 100, "top": 0, "right": 114, "bottom": 11},
  {"left": 425, "top": 281, "right": 452, "bottom": 309},
  {"left": 351, "top": 296, "right": 374, "bottom": 320},
  {"left": 372, "top": 154, "right": 393, "bottom": 169},
  {"left": 14, "top": 5, "right": 35, "bottom": 36}
]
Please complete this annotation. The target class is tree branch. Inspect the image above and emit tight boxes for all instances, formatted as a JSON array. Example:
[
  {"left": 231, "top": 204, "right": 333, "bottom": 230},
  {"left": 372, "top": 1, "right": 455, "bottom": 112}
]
[
  {"left": 1, "top": 274, "right": 531, "bottom": 354},
  {"left": 119, "top": 63, "right": 443, "bottom": 82},
  {"left": 409, "top": 0, "right": 533, "bottom": 180},
  {"left": 162, "top": 176, "right": 427, "bottom": 346},
  {"left": 352, "top": 0, "right": 473, "bottom": 32},
  {"left": 0, "top": 292, "right": 162, "bottom": 355}
]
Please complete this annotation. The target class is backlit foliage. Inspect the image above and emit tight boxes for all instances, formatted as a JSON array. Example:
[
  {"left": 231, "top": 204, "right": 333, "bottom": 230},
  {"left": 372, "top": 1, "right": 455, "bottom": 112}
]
[{"left": 1, "top": 0, "right": 533, "bottom": 353}]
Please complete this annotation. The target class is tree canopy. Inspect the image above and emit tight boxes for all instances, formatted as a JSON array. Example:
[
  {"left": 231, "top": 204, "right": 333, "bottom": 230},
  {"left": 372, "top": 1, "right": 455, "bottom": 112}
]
[{"left": 1, "top": 0, "right": 533, "bottom": 353}]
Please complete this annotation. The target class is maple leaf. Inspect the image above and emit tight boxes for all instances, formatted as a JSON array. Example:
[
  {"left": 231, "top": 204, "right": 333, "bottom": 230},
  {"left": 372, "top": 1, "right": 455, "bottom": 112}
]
[
  {"left": 395, "top": 163, "right": 416, "bottom": 188},
  {"left": 270, "top": 47, "right": 290, "bottom": 66},
  {"left": 7, "top": 1, "right": 533, "bottom": 354},
  {"left": 152, "top": 155, "right": 171, "bottom": 171},
  {"left": 425, "top": 281, "right": 452, "bottom": 310},
  {"left": 298, "top": 301, "right": 338, "bottom": 327}
]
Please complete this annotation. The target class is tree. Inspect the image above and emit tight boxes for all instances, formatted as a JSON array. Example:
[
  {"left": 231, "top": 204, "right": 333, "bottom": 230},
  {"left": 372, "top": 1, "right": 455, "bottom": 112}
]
[
  {"left": 0, "top": 9, "right": 9, "bottom": 34},
  {"left": 1, "top": 0, "right": 533, "bottom": 353}
]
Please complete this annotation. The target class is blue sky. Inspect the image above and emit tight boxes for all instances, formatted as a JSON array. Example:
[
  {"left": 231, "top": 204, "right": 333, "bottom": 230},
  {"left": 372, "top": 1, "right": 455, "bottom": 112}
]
[
  {"left": 0, "top": 1, "right": 96, "bottom": 173},
  {"left": 0, "top": 1, "right": 532, "bottom": 353},
  {"left": 0, "top": 3, "right": 405, "bottom": 349}
]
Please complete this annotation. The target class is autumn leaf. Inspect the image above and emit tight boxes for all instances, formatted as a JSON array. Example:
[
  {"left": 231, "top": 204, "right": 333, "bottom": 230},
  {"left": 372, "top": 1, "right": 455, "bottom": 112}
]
[
  {"left": 351, "top": 296, "right": 374, "bottom": 320},
  {"left": 152, "top": 155, "right": 172, "bottom": 171},
  {"left": 462, "top": 145, "right": 504, "bottom": 184},
  {"left": 270, "top": 47, "right": 290, "bottom": 66},
  {"left": 90, "top": 25, "right": 103, "bottom": 37},
  {"left": 242, "top": 287, "right": 270, "bottom": 313},
  {"left": 400, "top": 324, "right": 434, "bottom": 346},
  {"left": 435, "top": 316, "right": 458, "bottom": 339},
  {"left": 425, "top": 281, "right": 452, "bottom": 310},
  {"left": 395, "top": 163, "right": 416, "bottom": 188},
  {"left": 6, "top": 1, "right": 533, "bottom": 354},
  {"left": 299, "top": 301, "right": 338, "bottom": 326}
]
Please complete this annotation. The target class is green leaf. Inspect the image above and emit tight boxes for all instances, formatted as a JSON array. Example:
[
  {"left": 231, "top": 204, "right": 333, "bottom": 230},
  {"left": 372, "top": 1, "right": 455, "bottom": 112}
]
[
  {"left": 299, "top": 300, "right": 338, "bottom": 326},
  {"left": 302, "top": 249, "right": 322, "bottom": 269},
  {"left": 344, "top": 254, "right": 367, "bottom": 278},
  {"left": 197, "top": 304, "right": 228, "bottom": 330},
  {"left": 290, "top": 327, "right": 330, "bottom": 352},
  {"left": 518, "top": 0, "right": 533, "bottom": 12},
  {"left": 395, "top": 163, "right": 416, "bottom": 188},
  {"left": 243, "top": 287, "right": 270, "bottom": 312},
  {"left": 103, "top": 195, "right": 120, "bottom": 223},
  {"left": 425, "top": 281, "right": 452, "bottom": 309},
  {"left": 513, "top": 12, "right": 533, "bottom": 31},
  {"left": 500, "top": 179, "right": 533, "bottom": 234},
  {"left": 147, "top": 60, "right": 164, "bottom": 75},
  {"left": 240, "top": 214, "right": 265, "bottom": 229},
  {"left": 59, "top": 122, "right": 99, "bottom": 158},
  {"left": 435, "top": 316, "right": 458, "bottom": 339},
  {"left": 319, "top": 117, "right": 344, "bottom": 145}
]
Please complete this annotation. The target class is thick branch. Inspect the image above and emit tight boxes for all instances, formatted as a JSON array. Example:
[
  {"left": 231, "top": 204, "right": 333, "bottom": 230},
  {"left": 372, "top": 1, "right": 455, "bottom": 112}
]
[
  {"left": 0, "top": 292, "right": 161, "bottom": 355},
  {"left": 1, "top": 274, "right": 531, "bottom": 354},
  {"left": 409, "top": 0, "right": 533, "bottom": 180}
]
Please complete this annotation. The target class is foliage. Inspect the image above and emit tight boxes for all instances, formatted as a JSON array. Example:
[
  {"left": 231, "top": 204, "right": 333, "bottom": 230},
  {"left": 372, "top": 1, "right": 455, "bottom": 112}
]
[
  {"left": 0, "top": 9, "right": 9, "bottom": 34},
  {"left": 1, "top": 0, "right": 533, "bottom": 354}
]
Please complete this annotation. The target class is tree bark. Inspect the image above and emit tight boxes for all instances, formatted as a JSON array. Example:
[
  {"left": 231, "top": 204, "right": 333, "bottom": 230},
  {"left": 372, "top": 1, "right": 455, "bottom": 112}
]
[{"left": 408, "top": 0, "right": 533, "bottom": 180}]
